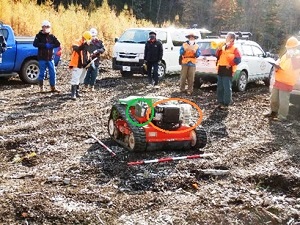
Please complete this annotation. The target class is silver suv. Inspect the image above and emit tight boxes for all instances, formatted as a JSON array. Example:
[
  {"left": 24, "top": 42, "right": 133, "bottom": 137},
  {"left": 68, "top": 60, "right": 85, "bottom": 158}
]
[{"left": 194, "top": 38, "right": 274, "bottom": 92}]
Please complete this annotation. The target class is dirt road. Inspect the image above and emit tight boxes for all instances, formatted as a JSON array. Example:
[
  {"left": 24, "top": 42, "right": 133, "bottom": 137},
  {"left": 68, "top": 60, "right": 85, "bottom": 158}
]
[{"left": 0, "top": 61, "right": 299, "bottom": 224}]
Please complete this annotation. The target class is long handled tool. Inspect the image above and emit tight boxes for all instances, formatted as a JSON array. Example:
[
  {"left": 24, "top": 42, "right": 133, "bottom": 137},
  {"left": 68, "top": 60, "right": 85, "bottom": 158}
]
[
  {"left": 85, "top": 57, "right": 98, "bottom": 69},
  {"left": 90, "top": 134, "right": 116, "bottom": 156},
  {"left": 79, "top": 57, "right": 98, "bottom": 84},
  {"left": 127, "top": 153, "right": 214, "bottom": 166}
]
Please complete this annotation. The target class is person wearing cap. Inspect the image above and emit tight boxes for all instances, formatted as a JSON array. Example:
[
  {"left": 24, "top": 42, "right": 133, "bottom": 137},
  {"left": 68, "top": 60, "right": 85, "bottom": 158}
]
[
  {"left": 179, "top": 32, "right": 201, "bottom": 95},
  {"left": 264, "top": 36, "right": 300, "bottom": 121},
  {"left": 69, "top": 31, "right": 92, "bottom": 100},
  {"left": 33, "top": 20, "right": 61, "bottom": 93},
  {"left": 83, "top": 28, "right": 105, "bottom": 92},
  {"left": 215, "top": 32, "right": 241, "bottom": 109},
  {"left": 144, "top": 31, "right": 163, "bottom": 88}
]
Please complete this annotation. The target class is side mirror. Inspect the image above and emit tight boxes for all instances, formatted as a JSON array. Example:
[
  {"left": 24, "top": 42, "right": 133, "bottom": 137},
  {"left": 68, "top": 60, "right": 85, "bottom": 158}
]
[
  {"left": 265, "top": 52, "right": 271, "bottom": 58},
  {"left": 114, "top": 37, "right": 119, "bottom": 43}
]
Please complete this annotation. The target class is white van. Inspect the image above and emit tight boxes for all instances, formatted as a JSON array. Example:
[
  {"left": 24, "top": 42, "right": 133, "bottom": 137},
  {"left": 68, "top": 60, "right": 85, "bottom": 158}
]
[{"left": 112, "top": 28, "right": 201, "bottom": 78}]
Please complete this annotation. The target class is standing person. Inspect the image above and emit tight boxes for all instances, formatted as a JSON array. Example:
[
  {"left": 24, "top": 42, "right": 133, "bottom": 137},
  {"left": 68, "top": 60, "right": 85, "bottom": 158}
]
[
  {"left": 33, "top": 20, "right": 61, "bottom": 93},
  {"left": 69, "top": 31, "right": 92, "bottom": 100},
  {"left": 83, "top": 28, "right": 105, "bottom": 92},
  {"left": 264, "top": 36, "right": 300, "bottom": 121},
  {"left": 215, "top": 32, "right": 241, "bottom": 109},
  {"left": 179, "top": 32, "right": 201, "bottom": 95},
  {"left": 144, "top": 31, "right": 163, "bottom": 88}
]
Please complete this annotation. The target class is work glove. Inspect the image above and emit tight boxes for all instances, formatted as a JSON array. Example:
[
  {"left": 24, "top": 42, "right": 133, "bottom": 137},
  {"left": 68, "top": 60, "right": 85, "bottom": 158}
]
[{"left": 45, "top": 43, "right": 53, "bottom": 49}]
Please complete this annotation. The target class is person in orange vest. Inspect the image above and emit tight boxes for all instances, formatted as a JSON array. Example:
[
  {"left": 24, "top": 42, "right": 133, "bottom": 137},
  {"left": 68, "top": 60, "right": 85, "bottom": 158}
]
[
  {"left": 264, "top": 36, "right": 300, "bottom": 121},
  {"left": 69, "top": 31, "right": 92, "bottom": 100},
  {"left": 179, "top": 32, "right": 201, "bottom": 95},
  {"left": 215, "top": 32, "right": 241, "bottom": 109}
]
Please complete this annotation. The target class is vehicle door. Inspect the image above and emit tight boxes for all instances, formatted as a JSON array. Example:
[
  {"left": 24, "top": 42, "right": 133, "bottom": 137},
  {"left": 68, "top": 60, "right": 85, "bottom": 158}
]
[
  {"left": 156, "top": 30, "right": 169, "bottom": 64},
  {"left": 238, "top": 43, "right": 256, "bottom": 80},
  {"left": 165, "top": 30, "right": 186, "bottom": 73},
  {"left": 0, "top": 27, "right": 17, "bottom": 72},
  {"left": 251, "top": 45, "right": 271, "bottom": 79}
]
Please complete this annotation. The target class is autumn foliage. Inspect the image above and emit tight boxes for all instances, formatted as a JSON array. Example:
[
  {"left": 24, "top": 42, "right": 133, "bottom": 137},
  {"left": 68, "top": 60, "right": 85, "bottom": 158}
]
[{"left": 0, "top": 0, "right": 154, "bottom": 58}]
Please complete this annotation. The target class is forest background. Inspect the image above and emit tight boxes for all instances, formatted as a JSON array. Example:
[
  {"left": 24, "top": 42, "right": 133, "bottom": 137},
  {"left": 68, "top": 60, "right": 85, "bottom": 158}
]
[{"left": 1, "top": 0, "right": 300, "bottom": 58}]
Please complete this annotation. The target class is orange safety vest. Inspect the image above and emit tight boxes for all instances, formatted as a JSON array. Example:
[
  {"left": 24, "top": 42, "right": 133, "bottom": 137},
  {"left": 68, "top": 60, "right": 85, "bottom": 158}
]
[
  {"left": 275, "top": 54, "right": 299, "bottom": 86},
  {"left": 217, "top": 45, "right": 238, "bottom": 73},
  {"left": 182, "top": 43, "right": 199, "bottom": 64},
  {"left": 69, "top": 38, "right": 85, "bottom": 68}
]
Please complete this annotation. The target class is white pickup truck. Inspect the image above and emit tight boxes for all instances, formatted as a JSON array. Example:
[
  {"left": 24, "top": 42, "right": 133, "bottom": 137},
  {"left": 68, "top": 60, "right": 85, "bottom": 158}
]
[{"left": 112, "top": 27, "right": 201, "bottom": 79}]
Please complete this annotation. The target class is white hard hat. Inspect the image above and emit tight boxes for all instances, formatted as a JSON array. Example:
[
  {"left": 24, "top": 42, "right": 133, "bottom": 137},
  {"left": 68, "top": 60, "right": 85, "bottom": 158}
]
[
  {"left": 90, "top": 28, "right": 97, "bottom": 37},
  {"left": 185, "top": 31, "right": 199, "bottom": 39},
  {"left": 42, "top": 20, "right": 51, "bottom": 27}
]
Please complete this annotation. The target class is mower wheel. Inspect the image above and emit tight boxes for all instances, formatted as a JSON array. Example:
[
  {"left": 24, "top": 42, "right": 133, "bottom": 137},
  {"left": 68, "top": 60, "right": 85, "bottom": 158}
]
[
  {"left": 127, "top": 127, "right": 146, "bottom": 151},
  {"left": 190, "top": 127, "right": 207, "bottom": 149},
  {"left": 108, "top": 118, "right": 119, "bottom": 139},
  {"left": 128, "top": 133, "right": 135, "bottom": 150}
]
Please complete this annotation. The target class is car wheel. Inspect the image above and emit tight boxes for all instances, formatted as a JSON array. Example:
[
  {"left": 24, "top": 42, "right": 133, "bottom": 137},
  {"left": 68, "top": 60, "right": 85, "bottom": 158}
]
[
  {"left": 158, "top": 61, "right": 166, "bottom": 80},
  {"left": 121, "top": 71, "right": 133, "bottom": 78},
  {"left": 19, "top": 60, "right": 39, "bottom": 84},
  {"left": 194, "top": 75, "right": 203, "bottom": 89},
  {"left": 234, "top": 70, "right": 248, "bottom": 92}
]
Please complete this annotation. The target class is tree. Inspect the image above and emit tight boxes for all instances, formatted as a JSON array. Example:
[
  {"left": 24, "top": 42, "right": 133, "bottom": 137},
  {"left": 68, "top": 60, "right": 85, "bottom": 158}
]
[{"left": 211, "top": 0, "right": 243, "bottom": 32}]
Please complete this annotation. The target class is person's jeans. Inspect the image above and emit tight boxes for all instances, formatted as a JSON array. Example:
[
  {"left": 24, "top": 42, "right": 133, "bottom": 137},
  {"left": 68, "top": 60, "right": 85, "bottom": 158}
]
[
  {"left": 217, "top": 75, "right": 232, "bottom": 106},
  {"left": 84, "top": 66, "right": 98, "bottom": 86},
  {"left": 147, "top": 61, "right": 159, "bottom": 85},
  {"left": 38, "top": 60, "right": 56, "bottom": 86}
]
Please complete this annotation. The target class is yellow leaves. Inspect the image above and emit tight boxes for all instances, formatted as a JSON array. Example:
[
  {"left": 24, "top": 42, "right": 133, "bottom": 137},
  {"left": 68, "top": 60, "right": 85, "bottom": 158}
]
[
  {"left": 3, "top": 0, "right": 155, "bottom": 58},
  {"left": 13, "top": 152, "right": 37, "bottom": 163}
]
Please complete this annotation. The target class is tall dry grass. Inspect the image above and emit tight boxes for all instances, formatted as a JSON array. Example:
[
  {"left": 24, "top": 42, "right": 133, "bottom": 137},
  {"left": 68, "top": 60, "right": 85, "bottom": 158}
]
[{"left": 0, "top": 0, "right": 155, "bottom": 59}]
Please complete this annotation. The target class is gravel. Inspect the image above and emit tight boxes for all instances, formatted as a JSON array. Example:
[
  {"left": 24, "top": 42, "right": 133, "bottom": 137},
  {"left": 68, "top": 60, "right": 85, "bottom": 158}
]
[{"left": 0, "top": 60, "right": 299, "bottom": 224}]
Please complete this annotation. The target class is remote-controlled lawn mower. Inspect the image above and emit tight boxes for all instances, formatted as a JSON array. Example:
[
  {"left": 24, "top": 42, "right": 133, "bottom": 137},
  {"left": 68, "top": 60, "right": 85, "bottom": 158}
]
[{"left": 108, "top": 96, "right": 207, "bottom": 151}]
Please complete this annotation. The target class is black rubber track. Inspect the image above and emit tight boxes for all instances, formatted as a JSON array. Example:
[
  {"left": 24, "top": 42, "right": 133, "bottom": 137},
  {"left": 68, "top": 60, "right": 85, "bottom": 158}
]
[
  {"left": 191, "top": 126, "right": 208, "bottom": 149},
  {"left": 108, "top": 104, "right": 147, "bottom": 152}
]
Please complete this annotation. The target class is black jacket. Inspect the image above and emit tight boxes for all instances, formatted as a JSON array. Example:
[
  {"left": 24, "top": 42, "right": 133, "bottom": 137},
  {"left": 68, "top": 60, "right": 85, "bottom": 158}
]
[
  {"left": 85, "top": 39, "right": 105, "bottom": 67},
  {"left": 144, "top": 39, "right": 163, "bottom": 62},
  {"left": 33, "top": 31, "right": 60, "bottom": 61}
]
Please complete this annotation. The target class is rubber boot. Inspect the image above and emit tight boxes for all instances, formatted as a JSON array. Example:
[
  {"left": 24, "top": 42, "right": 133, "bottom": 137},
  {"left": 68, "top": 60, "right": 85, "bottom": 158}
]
[
  {"left": 71, "top": 85, "right": 76, "bottom": 100},
  {"left": 38, "top": 80, "right": 44, "bottom": 92},
  {"left": 50, "top": 86, "right": 61, "bottom": 93},
  {"left": 263, "top": 111, "right": 277, "bottom": 118},
  {"left": 76, "top": 85, "right": 81, "bottom": 97}
]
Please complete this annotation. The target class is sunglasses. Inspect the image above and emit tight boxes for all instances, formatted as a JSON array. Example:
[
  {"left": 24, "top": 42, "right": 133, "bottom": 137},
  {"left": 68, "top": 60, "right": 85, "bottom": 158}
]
[{"left": 43, "top": 26, "right": 51, "bottom": 28}]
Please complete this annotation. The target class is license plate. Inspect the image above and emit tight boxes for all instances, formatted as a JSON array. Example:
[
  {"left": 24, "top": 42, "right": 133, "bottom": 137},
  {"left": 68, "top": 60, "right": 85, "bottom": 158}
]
[
  {"left": 122, "top": 66, "right": 131, "bottom": 71},
  {"left": 196, "top": 59, "right": 217, "bottom": 73}
]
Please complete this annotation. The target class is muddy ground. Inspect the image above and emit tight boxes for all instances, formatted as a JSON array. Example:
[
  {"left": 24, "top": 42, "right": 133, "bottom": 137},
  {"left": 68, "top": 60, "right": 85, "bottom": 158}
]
[{"left": 0, "top": 61, "right": 300, "bottom": 225}]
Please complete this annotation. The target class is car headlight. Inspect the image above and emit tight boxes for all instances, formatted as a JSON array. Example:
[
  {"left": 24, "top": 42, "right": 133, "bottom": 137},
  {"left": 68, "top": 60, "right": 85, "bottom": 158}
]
[
  {"left": 112, "top": 50, "right": 118, "bottom": 58},
  {"left": 138, "top": 53, "right": 144, "bottom": 59}
]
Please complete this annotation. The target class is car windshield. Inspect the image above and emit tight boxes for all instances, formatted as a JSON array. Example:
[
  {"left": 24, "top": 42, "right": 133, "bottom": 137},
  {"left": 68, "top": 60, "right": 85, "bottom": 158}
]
[
  {"left": 118, "top": 29, "right": 150, "bottom": 44},
  {"left": 197, "top": 41, "right": 217, "bottom": 56}
]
